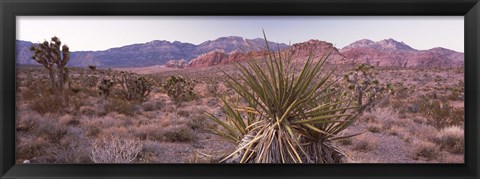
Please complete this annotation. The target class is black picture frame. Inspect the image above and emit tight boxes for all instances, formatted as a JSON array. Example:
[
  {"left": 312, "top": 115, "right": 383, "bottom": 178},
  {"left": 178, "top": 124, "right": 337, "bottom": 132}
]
[{"left": 1, "top": 0, "right": 479, "bottom": 178}]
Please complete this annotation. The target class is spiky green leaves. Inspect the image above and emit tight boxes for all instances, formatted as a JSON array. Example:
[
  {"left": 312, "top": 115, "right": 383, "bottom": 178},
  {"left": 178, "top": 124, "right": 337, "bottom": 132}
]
[{"left": 206, "top": 32, "right": 359, "bottom": 163}]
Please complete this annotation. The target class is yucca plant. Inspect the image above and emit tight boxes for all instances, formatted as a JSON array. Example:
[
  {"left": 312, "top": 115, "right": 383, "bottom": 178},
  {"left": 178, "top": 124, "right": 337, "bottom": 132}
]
[{"left": 206, "top": 32, "right": 360, "bottom": 163}]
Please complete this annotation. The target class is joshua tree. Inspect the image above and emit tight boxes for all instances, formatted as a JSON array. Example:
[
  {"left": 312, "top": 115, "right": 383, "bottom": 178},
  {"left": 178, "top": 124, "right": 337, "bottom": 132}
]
[
  {"left": 118, "top": 72, "right": 153, "bottom": 102},
  {"left": 30, "top": 36, "right": 70, "bottom": 103},
  {"left": 206, "top": 32, "right": 360, "bottom": 163},
  {"left": 343, "top": 64, "right": 394, "bottom": 112},
  {"left": 162, "top": 75, "right": 196, "bottom": 105}
]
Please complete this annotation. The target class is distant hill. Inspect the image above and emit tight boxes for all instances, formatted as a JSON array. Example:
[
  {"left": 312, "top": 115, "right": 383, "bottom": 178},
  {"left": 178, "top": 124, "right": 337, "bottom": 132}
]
[
  {"left": 16, "top": 36, "right": 288, "bottom": 68},
  {"left": 340, "top": 39, "right": 463, "bottom": 67},
  {"left": 16, "top": 37, "right": 463, "bottom": 68}
]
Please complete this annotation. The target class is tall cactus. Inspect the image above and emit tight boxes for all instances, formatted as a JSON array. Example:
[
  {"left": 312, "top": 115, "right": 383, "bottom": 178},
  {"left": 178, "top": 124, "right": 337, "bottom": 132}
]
[{"left": 30, "top": 36, "right": 70, "bottom": 103}]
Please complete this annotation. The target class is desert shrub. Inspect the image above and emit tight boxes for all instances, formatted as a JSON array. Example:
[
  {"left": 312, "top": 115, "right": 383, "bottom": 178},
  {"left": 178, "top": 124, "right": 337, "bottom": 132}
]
[
  {"left": 20, "top": 84, "right": 38, "bottom": 101},
  {"left": 16, "top": 136, "right": 48, "bottom": 161},
  {"left": 79, "top": 106, "right": 98, "bottom": 116},
  {"left": 85, "top": 125, "right": 101, "bottom": 137},
  {"left": 386, "top": 126, "right": 401, "bottom": 136},
  {"left": 408, "top": 124, "right": 439, "bottom": 142},
  {"left": 136, "top": 141, "right": 162, "bottom": 163},
  {"left": 188, "top": 113, "right": 216, "bottom": 131},
  {"left": 90, "top": 136, "right": 143, "bottom": 163},
  {"left": 206, "top": 82, "right": 219, "bottom": 97},
  {"left": 132, "top": 124, "right": 163, "bottom": 141},
  {"left": 142, "top": 100, "right": 164, "bottom": 111},
  {"left": 436, "top": 126, "right": 464, "bottom": 154},
  {"left": 30, "top": 95, "right": 63, "bottom": 114},
  {"left": 118, "top": 72, "right": 153, "bottom": 102},
  {"left": 415, "top": 96, "right": 464, "bottom": 129},
  {"left": 207, "top": 98, "right": 219, "bottom": 107},
  {"left": 162, "top": 103, "right": 177, "bottom": 113},
  {"left": 59, "top": 114, "right": 80, "bottom": 126},
  {"left": 16, "top": 111, "right": 39, "bottom": 132},
  {"left": 49, "top": 132, "right": 92, "bottom": 163},
  {"left": 352, "top": 135, "right": 377, "bottom": 152},
  {"left": 206, "top": 33, "right": 359, "bottom": 163},
  {"left": 103, "top": 98, "right": 139, "bottom": 116},
  {"left": 188, "top": 151, "right": 215, "bottom": 163},
  {"left": 370, "top": 107, "right": 400, "bottom": 129},
  {"left": 367, "top": 123, "right": 382, "bottom": 133},
  {"left": 162, "top": 75, "right": 196, "bottom": 105},
  {"left": 162, "top": 124, "right": 197, "bottom": 142},
  {"left": 33, "top": 118, "right": 68, "bottom": 143},
  {"left": 177, "top": 110, "right": 190, "bottom": 118},
  {"left": 393, "top": 83, "right": 409, "bottom": 99},
  {"left": 67, "top": 93, "right": 87, "bottom": 113},
  {"left": 412, "top": 139, "right": 440, "bottom": 161}
]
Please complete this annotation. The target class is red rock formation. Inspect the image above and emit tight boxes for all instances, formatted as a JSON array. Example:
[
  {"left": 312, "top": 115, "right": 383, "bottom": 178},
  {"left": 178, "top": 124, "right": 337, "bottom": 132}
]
[
  {"left": 289, "top": 40, "right": 347, "bottom": 64},
  {"left": 188, "top": 50, "right": 229, "bottom": 67},
  {"left": 164, "top": 59, "right": 188, "bottom": 68}
]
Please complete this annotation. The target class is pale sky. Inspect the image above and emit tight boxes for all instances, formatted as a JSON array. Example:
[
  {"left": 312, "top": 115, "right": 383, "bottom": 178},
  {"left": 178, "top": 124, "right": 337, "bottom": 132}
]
[{"left": 17, "top": 16, "right": 464, "bottom": 52}]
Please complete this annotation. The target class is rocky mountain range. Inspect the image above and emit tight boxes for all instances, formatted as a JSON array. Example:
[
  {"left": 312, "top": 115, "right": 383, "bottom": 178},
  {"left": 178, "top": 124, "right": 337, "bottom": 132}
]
[
  {"left": 16, "top": 36, "right": 463, "bottom": 68},
  {"left": 16, "top": 36, "right": 288, "bottom": 68},
  {"left": 339, "top": 39, "right": 464, "bottom": 67}
]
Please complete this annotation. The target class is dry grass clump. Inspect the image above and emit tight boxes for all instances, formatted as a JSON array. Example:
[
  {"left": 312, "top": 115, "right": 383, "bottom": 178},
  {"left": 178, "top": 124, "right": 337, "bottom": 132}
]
[
  {"left": 386, "top": 125, "right": 402, "bottom": 136},
  {"left": 367, "top": 123, "right": 382, "bottom": 133},
  {"left": 59, "top": 114, "right": 80, "bottom": 126},
  {"left": 177, "top": 109, "right": 190, "bottom": 117},
  {"left": 16, "top": 110, "right": 39, "bottom": 132},
  {"left": 30, "top": 95, "right": 63, "bottom": 114},
  {"left": 408, "top": 124, "right": 439, "bottom": 142},
  {"left": 16, "top": 112, "right": 92, "bottom": 163},
  {"left": 79, "top": 106, "right": 98, "bottom": 116},
  {"left": 435, "top": 126, "right": 464, "bottom": 154},
  {"left": 142, "top": 99, "right": 164, "bottom": 111},
  {"left": 90, "top": 136, "right": 143, "bottom": 163},
  {"left": 413, "top": 96, "right": 464, "bottom": 129},
  {"left": 20, "top": 84, "right": 38, "bottom": 101},
  {"left": 352, "top": 135, "right": 377, "bottom": 152},
  {"left": 162, "top": 102, "right": 177, "bottom": 114},
  {"left": 187, "top": 113, "right": 217, "bottom": 131},
  {"left": 412, "top": 139, "right": 440, "bottom": 161},
  {"left": 370, "top": 107, "right": 401, "bottom": 129},
  {"left": 133, "top": 124, "right": 164, "bottom": 141},
  {"left": 32, "top": 117, "right": 68, "bottom": 143},
  {"left": 161, "top": 124, "right": 197, "bottom": 142},
  {"left": 136, "top": 140, "right": 162, "bottom": 163},
  {"left": 82, "top": 114, "right": 132, "bottom": 131},
  {"left": 438, "top": 154, "right": 464, "bottom": 163},
  {"left": 103, "top": 98, "right": 140, "bottom": 116},
  {"left": 16, "top": 136, "right": 48, "bottom": 160}
]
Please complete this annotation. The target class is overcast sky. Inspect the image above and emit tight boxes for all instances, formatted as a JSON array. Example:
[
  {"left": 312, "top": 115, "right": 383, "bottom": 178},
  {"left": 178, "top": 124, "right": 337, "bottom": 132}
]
[{"left": 17, "top": 16, "right": 464, "bottom": 52}]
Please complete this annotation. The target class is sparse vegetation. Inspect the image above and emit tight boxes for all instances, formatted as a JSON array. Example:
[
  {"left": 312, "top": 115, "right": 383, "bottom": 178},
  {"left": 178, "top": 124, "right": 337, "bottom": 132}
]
[{"left": 15, "top": 34, "right": 464, "bottom": 164}]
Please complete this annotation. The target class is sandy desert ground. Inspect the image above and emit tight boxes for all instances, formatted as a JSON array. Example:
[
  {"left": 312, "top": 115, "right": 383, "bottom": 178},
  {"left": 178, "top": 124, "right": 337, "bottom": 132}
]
[{"left": 15, "top": 61, "right": 464, "bottom": 164}]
